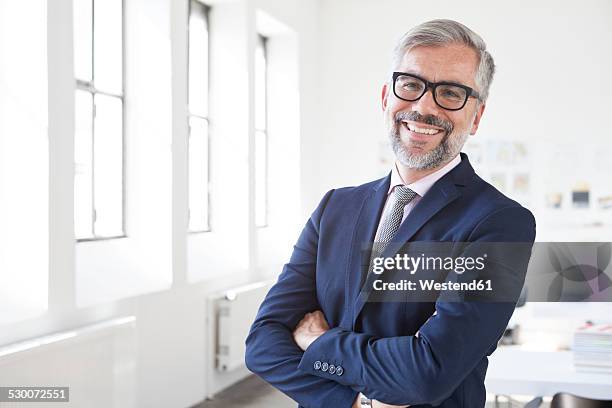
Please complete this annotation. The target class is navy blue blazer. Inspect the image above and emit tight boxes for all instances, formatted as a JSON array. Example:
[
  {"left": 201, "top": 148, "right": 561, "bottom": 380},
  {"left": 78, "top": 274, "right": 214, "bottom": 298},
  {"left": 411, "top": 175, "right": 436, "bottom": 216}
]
[{"left": 245, "top": 153, "right": 536, "bottom": 407}]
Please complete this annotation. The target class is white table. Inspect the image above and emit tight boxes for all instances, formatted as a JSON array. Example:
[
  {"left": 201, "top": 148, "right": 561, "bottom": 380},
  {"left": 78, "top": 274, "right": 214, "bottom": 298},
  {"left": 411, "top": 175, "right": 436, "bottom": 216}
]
[{"left": 485, "top": 346, "right": 612, "bottom": 400}]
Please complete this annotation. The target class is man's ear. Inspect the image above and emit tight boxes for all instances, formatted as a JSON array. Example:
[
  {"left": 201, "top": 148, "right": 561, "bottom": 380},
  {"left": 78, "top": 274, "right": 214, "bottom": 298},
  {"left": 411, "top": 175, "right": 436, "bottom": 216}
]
[
  {"left": 381, "top": 83, "right": 390, "bottom": 111},
  {"left": 470, "top": 102, "right": 486, "bottom": 135}
]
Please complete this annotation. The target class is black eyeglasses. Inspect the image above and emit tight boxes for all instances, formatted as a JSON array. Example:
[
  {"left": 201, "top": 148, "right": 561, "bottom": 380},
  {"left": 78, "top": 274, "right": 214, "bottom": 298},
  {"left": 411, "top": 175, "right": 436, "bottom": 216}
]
[{"left": 392, "top": 72, "right": 481, "bottom": 111}]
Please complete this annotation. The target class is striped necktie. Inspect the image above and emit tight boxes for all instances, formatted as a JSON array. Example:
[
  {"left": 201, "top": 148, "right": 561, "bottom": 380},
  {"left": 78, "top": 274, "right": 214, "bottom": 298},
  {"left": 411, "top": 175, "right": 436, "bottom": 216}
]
[
  {"left": 366, "top": 186, "right": 418, "bottom": 279},
  {"left": 376, "top": 185, "right": 417, "bottom": 247}
]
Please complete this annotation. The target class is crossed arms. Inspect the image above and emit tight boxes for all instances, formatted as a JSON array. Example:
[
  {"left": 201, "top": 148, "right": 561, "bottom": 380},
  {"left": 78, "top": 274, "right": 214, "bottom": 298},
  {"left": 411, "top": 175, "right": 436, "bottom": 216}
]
[
  {"left": 245, "top": 190, "right": 536, "bottom": 407},
  {"left": 293, "top": 310, "right": 404, "bottom": 408}
]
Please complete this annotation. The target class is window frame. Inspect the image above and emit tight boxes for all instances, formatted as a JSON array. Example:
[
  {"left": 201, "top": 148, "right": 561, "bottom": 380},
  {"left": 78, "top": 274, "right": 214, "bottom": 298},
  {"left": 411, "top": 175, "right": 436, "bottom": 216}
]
[
  {"left": 187, "top": 0, "right": 212, "bottom": 234},
  {"left": 254, "top": 34, "right": 269, "bottom": 228},
  {"left": 74, "top": 0, "right": 126, "bottom": 242}
]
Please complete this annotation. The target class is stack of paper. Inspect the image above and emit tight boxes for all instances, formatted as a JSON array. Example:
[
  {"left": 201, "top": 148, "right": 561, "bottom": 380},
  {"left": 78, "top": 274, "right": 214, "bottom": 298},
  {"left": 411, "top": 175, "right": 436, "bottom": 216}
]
[{"left": 573, "top": 323, "right": 612, "bottom": 373}]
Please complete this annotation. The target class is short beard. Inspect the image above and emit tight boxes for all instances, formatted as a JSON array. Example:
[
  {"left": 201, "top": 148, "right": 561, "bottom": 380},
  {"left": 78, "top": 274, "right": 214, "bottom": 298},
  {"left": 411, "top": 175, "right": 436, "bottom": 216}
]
[{"left": 388, "top": 111, "right": 469, "bottom": 170}]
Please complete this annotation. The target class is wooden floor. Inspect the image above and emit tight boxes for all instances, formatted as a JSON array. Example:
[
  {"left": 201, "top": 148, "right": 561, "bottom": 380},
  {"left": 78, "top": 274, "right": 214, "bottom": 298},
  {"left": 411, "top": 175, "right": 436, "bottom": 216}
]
[{"left": 194, "top": 375, "right": 295, "bottom": 408}]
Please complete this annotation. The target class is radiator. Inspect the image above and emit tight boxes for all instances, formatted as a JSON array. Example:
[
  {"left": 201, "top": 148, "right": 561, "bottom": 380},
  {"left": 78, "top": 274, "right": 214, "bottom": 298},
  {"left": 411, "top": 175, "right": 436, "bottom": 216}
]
[
  {"left": 214, "top": 281, "right": 273, "bottom": 372},
  {"left": 0, "top": 316, "right": 136, "bottom": 408}
]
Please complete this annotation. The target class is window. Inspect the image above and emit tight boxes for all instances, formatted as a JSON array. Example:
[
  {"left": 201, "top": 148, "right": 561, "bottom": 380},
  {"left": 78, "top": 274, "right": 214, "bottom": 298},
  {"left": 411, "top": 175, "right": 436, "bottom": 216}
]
[
  {"left": 73, "top": 0, "right": 124, "bottom": 240},
  {"left": 254, "top": 34, "right": 268, "bottom": 228},
  {"left": 188, "top": 0, "right": 211, "bottom": 232}
]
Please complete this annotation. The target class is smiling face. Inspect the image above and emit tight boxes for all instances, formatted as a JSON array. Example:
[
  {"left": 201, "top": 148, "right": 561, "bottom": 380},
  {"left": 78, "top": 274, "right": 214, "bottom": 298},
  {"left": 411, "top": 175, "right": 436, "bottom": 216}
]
[{"left": 382, "top": 43, "right": 486, "bottom": 170}]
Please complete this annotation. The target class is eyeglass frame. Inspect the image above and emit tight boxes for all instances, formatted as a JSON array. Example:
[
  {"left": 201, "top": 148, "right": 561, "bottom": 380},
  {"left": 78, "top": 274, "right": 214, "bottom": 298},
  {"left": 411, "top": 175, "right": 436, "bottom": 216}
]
[{"left": 391, "top": 71, "right": 481, "bottom": 111}]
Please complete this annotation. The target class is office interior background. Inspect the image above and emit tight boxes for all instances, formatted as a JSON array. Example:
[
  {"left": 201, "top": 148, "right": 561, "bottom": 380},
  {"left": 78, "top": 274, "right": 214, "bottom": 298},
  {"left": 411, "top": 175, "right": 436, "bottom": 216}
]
[{"left": 1, "top": 0, "right": 611, "bottom": 406}]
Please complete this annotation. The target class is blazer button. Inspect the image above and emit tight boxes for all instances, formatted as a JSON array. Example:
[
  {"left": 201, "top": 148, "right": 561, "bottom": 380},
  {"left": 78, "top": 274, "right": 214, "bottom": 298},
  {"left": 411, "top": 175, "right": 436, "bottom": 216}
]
[
  {"left": 314, "top": 361, "right": 322, "bottom": 370},
  {"left": 335, "top": 366, "right": 344, "bottom": 376},
  {"left": 321, "top": 362, "right": 329, "bottom": 372},
  {"left": 328, "top": 365, "right": 336, "bottom": 374}
]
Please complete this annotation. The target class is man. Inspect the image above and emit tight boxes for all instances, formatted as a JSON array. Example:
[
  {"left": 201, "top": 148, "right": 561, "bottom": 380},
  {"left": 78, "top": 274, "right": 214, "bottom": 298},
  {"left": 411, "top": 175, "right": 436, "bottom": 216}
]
[{"left": 245, "top": 19, "right": 535, "bottom": 408}]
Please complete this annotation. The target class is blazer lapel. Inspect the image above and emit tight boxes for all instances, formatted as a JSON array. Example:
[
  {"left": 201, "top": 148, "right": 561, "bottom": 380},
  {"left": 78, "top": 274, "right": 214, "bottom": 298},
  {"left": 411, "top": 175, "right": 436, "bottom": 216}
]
[{"left": 344, "top": 174, "right": 390, "bottom": 330}]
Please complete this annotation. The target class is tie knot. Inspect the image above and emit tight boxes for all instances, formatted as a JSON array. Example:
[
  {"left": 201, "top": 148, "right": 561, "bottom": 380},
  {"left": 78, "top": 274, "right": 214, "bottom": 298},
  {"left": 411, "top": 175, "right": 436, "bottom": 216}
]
[{"left": 393, "top": 185, "right": 417, "bottom": 204}]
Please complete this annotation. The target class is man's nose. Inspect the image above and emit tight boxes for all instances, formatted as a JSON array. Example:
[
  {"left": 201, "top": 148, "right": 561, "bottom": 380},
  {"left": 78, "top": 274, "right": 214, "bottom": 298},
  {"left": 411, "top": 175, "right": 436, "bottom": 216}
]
[{"left": 411, "top": 89, "right": 441, "bottom": 116}]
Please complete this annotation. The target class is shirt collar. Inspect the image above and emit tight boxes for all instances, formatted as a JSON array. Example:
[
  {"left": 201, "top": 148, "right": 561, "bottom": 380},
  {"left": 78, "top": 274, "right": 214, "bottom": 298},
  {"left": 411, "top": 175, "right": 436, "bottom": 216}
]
[{"left": 389, "top": 154, "right": 462, "bottom": 197}]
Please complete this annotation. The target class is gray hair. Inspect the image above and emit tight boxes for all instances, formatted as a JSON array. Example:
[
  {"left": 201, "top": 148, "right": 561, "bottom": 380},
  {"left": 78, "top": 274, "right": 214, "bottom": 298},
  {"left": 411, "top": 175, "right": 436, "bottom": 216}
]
[{"left": 391, "top": 19, "right": 495, "bottom": 102}]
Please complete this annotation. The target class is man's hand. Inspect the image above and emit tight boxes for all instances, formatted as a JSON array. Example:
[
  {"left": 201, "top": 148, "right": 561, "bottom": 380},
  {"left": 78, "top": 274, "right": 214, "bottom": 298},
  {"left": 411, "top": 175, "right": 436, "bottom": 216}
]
[{"left": 292, "top": 310, "right": 329, "bottom": 351}]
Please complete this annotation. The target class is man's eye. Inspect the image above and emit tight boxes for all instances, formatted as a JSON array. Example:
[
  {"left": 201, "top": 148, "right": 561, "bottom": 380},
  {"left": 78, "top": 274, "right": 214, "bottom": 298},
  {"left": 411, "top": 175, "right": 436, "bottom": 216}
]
[
  {"left": 402, "top": 82, "right": 421, "bottom": 90},
  {"left": 440, "top": 89, "right": 461, "bottom": 99}
]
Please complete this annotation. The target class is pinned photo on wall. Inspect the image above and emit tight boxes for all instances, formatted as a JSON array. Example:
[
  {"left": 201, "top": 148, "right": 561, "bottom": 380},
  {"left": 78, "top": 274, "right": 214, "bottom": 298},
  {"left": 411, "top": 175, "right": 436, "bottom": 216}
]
[
  {"left": 597, "top": 195, "right": 612, "bottom": 210},
  {"left": 512, "top": 142, "right": 528, "bottom": 164},
  {"left": 486, "top": 141, "right": 514, "bottom": 165},
  {"left": 513, "top": 173, "right": 530, "bottom": 195},
  {"left": 545, "top": 192, "right": 563, "bottom": 209},
  {"left": 572, "top": 182, "right": 590, "bottom": 208},
  {"left": 484, "top": 141, "right": 529, "bottom": 167}
]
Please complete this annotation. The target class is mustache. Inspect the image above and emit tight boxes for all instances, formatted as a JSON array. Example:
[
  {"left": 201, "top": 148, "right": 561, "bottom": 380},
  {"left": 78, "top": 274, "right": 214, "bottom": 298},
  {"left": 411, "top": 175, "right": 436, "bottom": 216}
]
[{"left": 394, "top": 111, "right": 453, "bottom": 135}]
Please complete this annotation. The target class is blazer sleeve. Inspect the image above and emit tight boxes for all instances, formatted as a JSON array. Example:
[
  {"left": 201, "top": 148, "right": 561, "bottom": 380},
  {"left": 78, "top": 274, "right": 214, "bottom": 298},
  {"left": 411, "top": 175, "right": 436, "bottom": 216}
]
[
  {"left": 296, "top": 205, "right": 536, "bottom": 406},
  {"left": 245, "top": 189, "right": 359, "bottom": 408}
]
